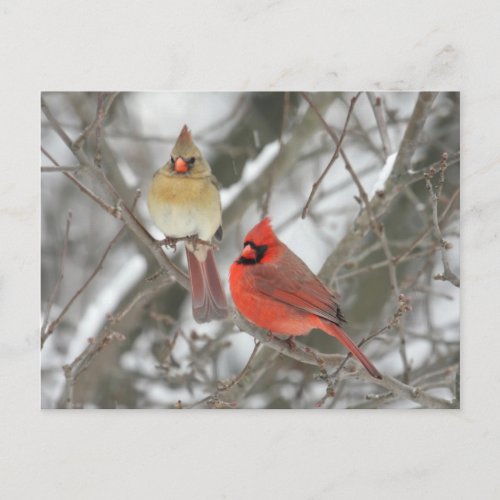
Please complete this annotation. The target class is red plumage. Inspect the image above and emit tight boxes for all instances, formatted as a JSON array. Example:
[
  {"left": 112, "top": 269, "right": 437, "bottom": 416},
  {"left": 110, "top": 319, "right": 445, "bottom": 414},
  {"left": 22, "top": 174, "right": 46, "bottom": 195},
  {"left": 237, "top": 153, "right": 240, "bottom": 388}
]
[{"left": 229, "top": 217, "right": 382, "bottom": 379}]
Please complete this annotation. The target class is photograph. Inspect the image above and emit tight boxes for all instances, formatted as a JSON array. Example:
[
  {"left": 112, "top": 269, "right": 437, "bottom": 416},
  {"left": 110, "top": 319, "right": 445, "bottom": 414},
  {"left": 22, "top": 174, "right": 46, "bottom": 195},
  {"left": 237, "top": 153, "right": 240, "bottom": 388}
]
[{"left": 41, "top": 91, "right": 460, "bottom": 409}]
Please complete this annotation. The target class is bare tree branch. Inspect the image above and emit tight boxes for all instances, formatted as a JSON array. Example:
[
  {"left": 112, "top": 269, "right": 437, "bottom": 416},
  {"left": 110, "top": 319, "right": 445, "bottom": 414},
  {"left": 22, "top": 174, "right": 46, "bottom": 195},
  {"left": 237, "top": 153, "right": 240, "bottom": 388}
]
[
  {"left": 42, "top": 97, "right": 189, "bottom": 288},
  {"left": 74, "top": 92, "right": 119, "bottom": 149},
  {"left": 214, "top": 348, "right": 280, "bottom": 407},
  {"left": 41, "top": 211, "right": 72, "bottom": 338},
  {"left": 393, "top": 92, "right": 438, "bottom": 177},
  {"left": 301, "top": 92, "right": 361, "bottom": 218},
  {"left": 41, "top": 165, "right": 80, "bottom": 173},
  {"left": 58, "top": 272, "right": 176, "bottom": 408},
  {"left": 319, "top": 92, "right": 440, "bottom": 283},
  {"left": 41, "top": 191, "right": 141, "bottom": 348},
  {"left": 41, "top": 147, "right": 119, "bottom": 218},
  {"left": 233, "top": 310, "right": 453, "bottom": 409},
  {"left": 222, "top": 93, "right": 334, "bottom": 230},
  {"left": 367, "top": 93, "right": 393, "bottom": 158},
  {"left": 303, "top": 90, "right": 412, "bottom": 379},
  {"left": 425, "top": 152, "right": 460, "bottom": 287},
  {"left": 41, "top": 92, "right": 458, "bottom": 409}
]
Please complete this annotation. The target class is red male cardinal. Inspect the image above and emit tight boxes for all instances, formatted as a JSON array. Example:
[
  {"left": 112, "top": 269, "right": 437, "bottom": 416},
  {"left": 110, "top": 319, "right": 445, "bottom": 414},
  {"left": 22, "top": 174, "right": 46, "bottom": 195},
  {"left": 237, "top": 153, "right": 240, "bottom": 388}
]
[
  {"left": 148, "top": 125, "right": 228, "bottom": 323},
  {"left": 229, "top": 218, "right": 382, "bottom": 379}
]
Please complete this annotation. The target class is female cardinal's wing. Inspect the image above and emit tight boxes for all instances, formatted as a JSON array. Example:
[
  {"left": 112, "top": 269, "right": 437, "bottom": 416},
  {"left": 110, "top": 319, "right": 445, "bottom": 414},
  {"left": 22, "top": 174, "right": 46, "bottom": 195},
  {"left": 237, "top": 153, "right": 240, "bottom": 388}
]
[{"left": 251, "top": 259, "right": 345, "bottom": 326}]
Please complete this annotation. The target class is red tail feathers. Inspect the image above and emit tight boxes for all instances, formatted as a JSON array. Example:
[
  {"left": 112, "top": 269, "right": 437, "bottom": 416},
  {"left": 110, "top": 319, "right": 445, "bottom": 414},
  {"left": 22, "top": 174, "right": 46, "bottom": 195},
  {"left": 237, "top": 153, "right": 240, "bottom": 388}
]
[
  {"left": 186, "top": 248, "right": 228, "bottom": 323},
  {"left": 321, "top": 320, "right": 382, "bottom": 379}
]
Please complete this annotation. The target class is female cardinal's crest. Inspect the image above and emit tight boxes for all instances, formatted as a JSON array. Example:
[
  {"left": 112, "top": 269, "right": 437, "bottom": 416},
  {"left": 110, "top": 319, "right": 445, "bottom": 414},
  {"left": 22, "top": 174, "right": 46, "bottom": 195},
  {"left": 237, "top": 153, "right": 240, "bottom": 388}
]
[
  {"left": 173, "top": 125, "right": 195, "bottom": 152},
  {"left": 179, "top": 124, "right": 192, "bottom": 141}
]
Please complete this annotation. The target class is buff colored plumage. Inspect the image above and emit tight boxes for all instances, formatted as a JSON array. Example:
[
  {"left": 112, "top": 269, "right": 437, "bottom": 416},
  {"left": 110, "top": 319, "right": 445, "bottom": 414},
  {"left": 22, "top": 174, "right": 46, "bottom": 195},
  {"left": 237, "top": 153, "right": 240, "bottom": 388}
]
[{"left": 148, "top": 125, "right": 228, "bottom": 323}]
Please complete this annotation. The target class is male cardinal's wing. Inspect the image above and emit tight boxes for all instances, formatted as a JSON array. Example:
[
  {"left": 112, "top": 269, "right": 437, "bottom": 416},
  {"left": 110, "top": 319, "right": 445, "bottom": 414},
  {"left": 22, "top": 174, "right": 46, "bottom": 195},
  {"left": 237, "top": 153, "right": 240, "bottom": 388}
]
[{"left": 251, "top": 261, "right": 345, "bottom": 325}]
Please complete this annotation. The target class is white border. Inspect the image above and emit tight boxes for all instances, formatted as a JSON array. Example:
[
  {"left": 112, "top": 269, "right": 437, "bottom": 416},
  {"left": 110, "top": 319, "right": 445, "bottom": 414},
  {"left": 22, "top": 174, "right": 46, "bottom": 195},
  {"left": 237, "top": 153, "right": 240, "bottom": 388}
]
[{"left": 2, "top": 1, "right": 499, "bottom": 498}]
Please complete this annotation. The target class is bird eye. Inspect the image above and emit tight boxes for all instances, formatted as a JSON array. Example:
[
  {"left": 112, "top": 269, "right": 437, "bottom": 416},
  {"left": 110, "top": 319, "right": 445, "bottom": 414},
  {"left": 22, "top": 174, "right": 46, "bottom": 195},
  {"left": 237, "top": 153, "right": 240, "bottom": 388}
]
[{"left": 187, "top": 157, "right": 195, "bottom": 165}]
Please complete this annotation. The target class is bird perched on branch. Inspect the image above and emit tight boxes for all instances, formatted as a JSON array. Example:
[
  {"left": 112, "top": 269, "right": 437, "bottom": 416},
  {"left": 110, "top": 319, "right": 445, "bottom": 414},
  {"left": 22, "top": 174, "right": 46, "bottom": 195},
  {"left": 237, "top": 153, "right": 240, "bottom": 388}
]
[
  {"left": 148, "top": 125, "right": 228, "bottom": 323},
  {"left": 229, "top": 217, "right": 382, "bottom": 379}
]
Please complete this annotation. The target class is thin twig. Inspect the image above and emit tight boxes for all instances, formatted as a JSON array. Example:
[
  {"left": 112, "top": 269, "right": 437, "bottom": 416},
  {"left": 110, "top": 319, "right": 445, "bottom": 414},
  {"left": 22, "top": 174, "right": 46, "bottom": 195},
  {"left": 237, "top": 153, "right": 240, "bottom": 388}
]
[
  {"left": 395, "top": 187, "right": 459, "bottom": 264},
  {"left": 66, "top": 172, "right": 121, "bottom": 217},
  {"left": 316, "top": 295, "right": 411, "bottom": 408},
  {"left": 301, "top": 92, "right": 361, "bottom": 219},
  {"left": 233, "top": 310, "right": 453, "bottom": 409},
  {"left": 41, "top": 211, "right": 72, "bottom": 338},
  {"left": 424, "top": 152, "right": 460, "bottom": 287},
  {"left": 319, "top": 92, "right": 440, "bottom": 283},
  {"left": 41, "top": 98, "right": 76, "bottom": 152},
  {"left": 337, "top": 248, "right": 436, "bottom": 281},
  {"left": 222, "top": 93, "right": 334, "bottom": 231},
  {"left": 110, "top": 274, "right": 175, "bottom": 325},
  {"left": 217, "top": 340, "right": 261, "bottom": 392},
  {"left": 74, "top": 92, "right": 119, "bottom": 150},
  {"left": 41, "top": 147, "right": 119, "bottom": 218},
  {"left": 41, "top": 191, "right": 141, "bottom": 348},
  {"left": 411, "top": 364, "right": 459, "bottom": 386},
  {"left": 43, "top": 98, "right": 128, "bottom": 233},
  {"left": 93, "top": 92, "right": 106, "bottom": 167},
  {"left": 367, "top": 93, "right": 393, "bottom": 158},
  {"left": 347, "top": 106, "right": 386, "bottom": 163},
  {"left": 117, "top": 200, "right": 189, "bottom": 288},
  {"left": 211, "top": 347, "right": 281, "bottom": 408},
  {"left": 304, "top": 92, "right": 411, "bottom": 378},
  {"left": 41, "top": 166, "right": 80, "bottom": 173},
  {"left": 276, "top": 161, "right": 379, "bottom": 233},
  {"left": 374, "top": 226, "right": 410, "bottom": 378},
  {"left": 58, "top": 272, "right": 175, "bottom": 409},
  {"left": 42, "top": 98, "right": 188, "bottom": 288}
]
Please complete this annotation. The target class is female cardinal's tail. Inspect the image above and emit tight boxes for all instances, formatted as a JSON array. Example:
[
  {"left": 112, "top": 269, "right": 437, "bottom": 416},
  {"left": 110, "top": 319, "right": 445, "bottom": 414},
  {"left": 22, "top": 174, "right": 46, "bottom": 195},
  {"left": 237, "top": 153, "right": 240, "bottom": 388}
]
[
  {"left": 186, "top": 247, "right": 228, "bottom": 323},
  {"left": 321, "top": 320, "right": 382, "bottom": 379}
]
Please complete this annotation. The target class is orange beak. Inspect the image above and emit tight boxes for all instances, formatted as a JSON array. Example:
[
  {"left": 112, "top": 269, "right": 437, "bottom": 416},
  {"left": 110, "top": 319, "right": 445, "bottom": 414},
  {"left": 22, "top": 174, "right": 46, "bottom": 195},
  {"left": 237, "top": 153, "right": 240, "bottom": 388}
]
[
  {"left": 241, "top": 244, "right": 256, "bottom": 261},
  {"left": 174, "top": 157, "right": 189, "bottom": 173}
]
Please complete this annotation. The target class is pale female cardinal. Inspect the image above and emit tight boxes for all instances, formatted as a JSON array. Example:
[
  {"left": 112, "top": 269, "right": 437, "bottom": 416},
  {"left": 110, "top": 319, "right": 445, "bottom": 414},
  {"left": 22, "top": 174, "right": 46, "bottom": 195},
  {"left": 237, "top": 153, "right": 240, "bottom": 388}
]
[
  {"left": 148, "top": 125, "right": 228, "bottom": 323},
  {"left": 229, "top": 218, "right": 382, "bottom": 379}
]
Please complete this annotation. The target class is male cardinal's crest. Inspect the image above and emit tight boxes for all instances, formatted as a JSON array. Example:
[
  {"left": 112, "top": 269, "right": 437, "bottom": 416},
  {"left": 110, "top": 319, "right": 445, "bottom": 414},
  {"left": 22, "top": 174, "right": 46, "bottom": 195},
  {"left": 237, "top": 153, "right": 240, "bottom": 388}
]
[{"left": 243, "top": 217, "right": 277, "bottom": 246}]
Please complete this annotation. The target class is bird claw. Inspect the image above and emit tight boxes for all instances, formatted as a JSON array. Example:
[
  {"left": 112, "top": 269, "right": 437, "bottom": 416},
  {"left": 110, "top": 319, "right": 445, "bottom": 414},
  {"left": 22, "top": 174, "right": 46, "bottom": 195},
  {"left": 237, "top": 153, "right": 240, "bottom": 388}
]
[
  {"left": 158, "top": 237, "right": 179, "bottom": 250},
  {"left": 285, "top": 336, "right": 297, "bottom": 350},
  {"left": 187, "top": 234, "right": 216, "bottom": 251},
  {"left": 264, "top": 331, "right": 274, "bottom": 343},
  {"left": 186, "top": 234, "right": 199, "bottom": 251}
]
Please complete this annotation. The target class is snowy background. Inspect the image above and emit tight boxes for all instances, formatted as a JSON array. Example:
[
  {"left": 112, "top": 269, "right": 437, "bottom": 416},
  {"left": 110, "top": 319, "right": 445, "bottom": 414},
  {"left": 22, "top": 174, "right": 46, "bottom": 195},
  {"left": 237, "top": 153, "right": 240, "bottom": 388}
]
[{"left": 41, "top": 91, "right": 459, "bottom": 409}]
